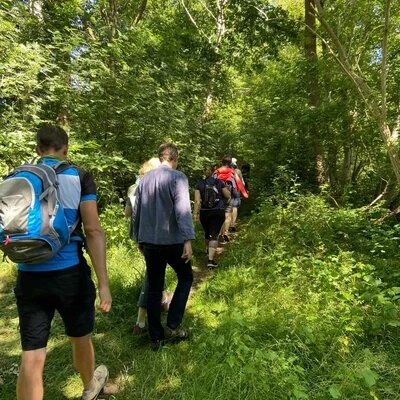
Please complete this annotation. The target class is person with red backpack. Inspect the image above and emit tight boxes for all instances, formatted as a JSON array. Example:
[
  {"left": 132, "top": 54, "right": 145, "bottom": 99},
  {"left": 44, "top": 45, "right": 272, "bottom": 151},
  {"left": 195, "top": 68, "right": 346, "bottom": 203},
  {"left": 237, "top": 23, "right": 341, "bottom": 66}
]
[{"left": 214, "top": 156, "right": 248, "bottom": 242}]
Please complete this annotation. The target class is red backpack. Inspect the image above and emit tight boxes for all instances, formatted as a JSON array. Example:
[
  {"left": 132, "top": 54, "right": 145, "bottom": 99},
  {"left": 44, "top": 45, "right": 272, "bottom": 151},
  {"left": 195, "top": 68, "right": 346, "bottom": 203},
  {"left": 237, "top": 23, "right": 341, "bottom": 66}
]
[{"left": 214, "top": 166, "right": 248, "bottom": 199}]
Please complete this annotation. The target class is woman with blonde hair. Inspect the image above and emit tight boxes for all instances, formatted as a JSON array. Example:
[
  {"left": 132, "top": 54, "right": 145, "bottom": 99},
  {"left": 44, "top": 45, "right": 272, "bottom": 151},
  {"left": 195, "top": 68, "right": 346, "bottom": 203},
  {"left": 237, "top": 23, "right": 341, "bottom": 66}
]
[
  {"left": 125, "top": 157, "right": 161, "bottom": 218},
  {"left": 125, "top": 157, "right": 171, "bottom": 334}
]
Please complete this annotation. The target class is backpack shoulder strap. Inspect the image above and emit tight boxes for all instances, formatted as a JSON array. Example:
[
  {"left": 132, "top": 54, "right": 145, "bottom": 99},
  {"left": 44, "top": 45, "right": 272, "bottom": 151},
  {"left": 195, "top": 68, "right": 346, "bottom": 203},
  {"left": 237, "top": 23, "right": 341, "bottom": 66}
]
[
  {"left": 53, "top": 161, "right": 74, "bottom": 175},
  {"left": 12, "top": 164, "right": 57, "bottom": 192}
]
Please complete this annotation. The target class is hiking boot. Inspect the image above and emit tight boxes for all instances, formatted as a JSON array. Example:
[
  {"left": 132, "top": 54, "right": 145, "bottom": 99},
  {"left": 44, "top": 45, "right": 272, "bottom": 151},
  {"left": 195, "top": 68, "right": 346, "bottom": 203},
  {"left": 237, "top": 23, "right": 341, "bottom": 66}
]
[
  {"left": 221, "top": 234, "right": 230, "bottom": 243},
  {"left": 207, "top": 260, "right": 218, "bottom": 269},
  {"left": 150, "top": 340, "right": 165, "bottom": 352},
  {"left": 218, "top": 234, "right": 228, "bottom": 244},
  {"left": 133, "top": 323, "right": 147, "bottom": 335},
  {"left": 81, "top": 365, "right": 109, "bottom": 400},
  {"left": 165, "top": 326, "right": 190, "bottom": 342}
]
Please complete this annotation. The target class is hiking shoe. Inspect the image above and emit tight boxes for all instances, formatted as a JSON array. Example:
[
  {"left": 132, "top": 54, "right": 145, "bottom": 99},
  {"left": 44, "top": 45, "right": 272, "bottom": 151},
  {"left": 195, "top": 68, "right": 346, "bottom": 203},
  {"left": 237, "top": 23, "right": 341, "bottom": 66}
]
[
  {"left": 150, "top": 339, "right": 165, "bottom": 352},
  {"left": 229, "top": 226, "right": 237, "bottom": 233},
  {"left": 165, "top": 326, "right": 190, "bottom": 342},
  {"left": 207, "top": 260, "right": 218, "bottom": 269},
  {"left": 81, "top": 365, "right": 109, "bottom": 400},
  {"left": 218, "top": 235, "right": 228, "bottom": 244},
  {"left": 133, "top": 324, "right": 147, "bottom": 335}
]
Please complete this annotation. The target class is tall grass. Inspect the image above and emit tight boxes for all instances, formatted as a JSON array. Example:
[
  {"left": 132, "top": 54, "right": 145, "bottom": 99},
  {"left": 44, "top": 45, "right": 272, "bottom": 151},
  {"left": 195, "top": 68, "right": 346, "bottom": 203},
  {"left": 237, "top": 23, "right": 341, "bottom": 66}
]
[{"left": 0, "top": 196, "right": 400, "bottom": 399}]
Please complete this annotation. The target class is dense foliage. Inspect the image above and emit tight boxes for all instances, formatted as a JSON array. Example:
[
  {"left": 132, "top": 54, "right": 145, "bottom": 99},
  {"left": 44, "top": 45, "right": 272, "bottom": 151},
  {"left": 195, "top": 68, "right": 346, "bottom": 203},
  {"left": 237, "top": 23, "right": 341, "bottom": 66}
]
[{"left": 2, "top": 0, "right": 400, "bottom": 206}]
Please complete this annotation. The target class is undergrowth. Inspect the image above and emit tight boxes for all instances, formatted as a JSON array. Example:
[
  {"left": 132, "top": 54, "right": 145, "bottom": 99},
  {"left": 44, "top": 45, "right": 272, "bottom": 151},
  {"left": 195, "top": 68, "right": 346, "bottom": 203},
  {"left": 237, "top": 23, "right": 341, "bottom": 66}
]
[{"left": 0, "top": 196, "right": 399, "bottom": 399}]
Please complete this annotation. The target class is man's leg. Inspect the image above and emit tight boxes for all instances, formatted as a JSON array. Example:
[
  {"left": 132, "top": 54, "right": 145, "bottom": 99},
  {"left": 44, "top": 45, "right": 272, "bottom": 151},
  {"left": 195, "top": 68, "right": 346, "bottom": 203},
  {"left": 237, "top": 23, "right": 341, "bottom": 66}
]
[
  {"left": 17, "top": 349, "right": 47, "bottom": 400},
  {"left": 70, "top": 335, "right": 95, "bottom": 386},
  {"left": 143, "top": 244, "right": 168, "bottom": 342},
  {"left": 231, "top": 206, "right": 238, "bottom": 228},
  {"left": 208, "top": 210, "right": 225, "bottom": 262},
  {"left": 57, "top": 264, "right": 107, "bottom": 398},
  {"left": 222, "top": 211, "right": 232, "bottom": 237},
  {"left": 200, "top": 210, "right": 211, "bottom": 256},
  {"left": 166, "top": 244, "right": 194, "bottom": 330},
  {"left": 71, "top": 335, "right": 108, "bottom": 400},
  {"left": 14, "top": 271, "right": 54, "bottom": 400}
]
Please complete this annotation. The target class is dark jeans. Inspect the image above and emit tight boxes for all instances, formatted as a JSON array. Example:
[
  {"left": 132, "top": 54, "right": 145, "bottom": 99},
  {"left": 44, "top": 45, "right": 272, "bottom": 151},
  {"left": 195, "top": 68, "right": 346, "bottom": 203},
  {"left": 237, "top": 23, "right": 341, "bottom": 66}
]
[
  {"left": 137, "top": 271, "right": 166, "bottom": 308},
  {"left": 143, "top": 243, "right": 193, "bottom": 342}
]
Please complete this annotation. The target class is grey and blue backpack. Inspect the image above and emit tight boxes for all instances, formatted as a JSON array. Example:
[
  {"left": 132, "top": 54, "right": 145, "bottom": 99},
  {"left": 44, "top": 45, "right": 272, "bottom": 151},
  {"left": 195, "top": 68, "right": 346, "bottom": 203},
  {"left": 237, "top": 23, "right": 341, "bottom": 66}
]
[{"left": 0, "top": 163, "right": 77, "bottom": 264}]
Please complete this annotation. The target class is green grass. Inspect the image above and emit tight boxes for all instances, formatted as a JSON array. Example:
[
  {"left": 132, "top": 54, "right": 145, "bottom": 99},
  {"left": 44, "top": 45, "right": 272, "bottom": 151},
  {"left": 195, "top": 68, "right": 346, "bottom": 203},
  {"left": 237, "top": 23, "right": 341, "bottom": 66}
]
[{"left": 1, "top": 196, "right": 400, "bottom": 399}]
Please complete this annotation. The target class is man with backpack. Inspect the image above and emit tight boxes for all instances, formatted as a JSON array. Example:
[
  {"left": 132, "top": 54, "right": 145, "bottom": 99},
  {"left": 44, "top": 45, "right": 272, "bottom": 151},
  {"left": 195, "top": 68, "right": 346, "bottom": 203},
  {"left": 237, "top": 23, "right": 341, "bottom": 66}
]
[
  {"left": 194, "top": 165, "right": 231, "bottom": 268},
  {"left": 214, "top": 156, "right": 248, "bottom": 242},
  {"left": 0, "top": 125, "right": 112, "bottom": 400}
]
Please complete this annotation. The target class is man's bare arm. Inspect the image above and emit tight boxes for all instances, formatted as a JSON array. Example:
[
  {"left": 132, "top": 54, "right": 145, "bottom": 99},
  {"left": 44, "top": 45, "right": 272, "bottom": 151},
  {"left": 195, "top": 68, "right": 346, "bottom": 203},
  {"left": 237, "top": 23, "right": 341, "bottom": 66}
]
[{"left": 80, "top": 200, "right": 112, "bottom": 313}]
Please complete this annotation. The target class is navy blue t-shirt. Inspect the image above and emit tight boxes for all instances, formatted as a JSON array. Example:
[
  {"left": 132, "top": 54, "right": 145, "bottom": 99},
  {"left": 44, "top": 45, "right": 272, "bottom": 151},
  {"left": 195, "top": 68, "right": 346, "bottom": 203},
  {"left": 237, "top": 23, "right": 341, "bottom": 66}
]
[{"left": 195, "top": 177, "right": 226, "bottom": 211}]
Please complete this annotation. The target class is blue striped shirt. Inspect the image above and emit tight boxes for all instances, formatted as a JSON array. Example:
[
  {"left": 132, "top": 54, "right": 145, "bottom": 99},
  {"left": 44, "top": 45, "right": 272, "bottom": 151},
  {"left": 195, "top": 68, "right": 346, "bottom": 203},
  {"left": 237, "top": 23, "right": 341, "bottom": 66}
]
[{"left": 18, "top": 157, "right": 97, "bottom": 272}]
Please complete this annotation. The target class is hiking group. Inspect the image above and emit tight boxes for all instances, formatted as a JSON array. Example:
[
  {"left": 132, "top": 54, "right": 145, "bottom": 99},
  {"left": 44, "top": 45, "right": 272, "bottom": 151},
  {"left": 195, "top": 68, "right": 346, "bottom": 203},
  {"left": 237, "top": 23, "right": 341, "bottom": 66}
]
[{"left": 0, "top": 125, "right": 249, "bottom": 400}]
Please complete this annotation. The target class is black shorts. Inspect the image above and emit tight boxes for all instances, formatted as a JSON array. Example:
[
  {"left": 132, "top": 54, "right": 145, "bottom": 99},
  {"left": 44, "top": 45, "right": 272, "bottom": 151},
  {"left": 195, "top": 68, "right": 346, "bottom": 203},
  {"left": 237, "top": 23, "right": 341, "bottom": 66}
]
[
  {"left": 200, "top": 209, "right": 225, "bottom": 241},
  {"left": 14, "top": 261, "right": 96, "bottom": 351}
]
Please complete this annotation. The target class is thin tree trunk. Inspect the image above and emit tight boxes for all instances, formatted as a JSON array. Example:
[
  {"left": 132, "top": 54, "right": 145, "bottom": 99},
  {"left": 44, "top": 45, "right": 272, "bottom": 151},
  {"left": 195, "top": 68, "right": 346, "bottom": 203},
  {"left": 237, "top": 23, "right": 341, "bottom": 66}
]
[
  {"left": 202, "top": 0, "right": 228, "bottom": 121},
  {"left": 133, "top": 0, "right": 147, "bottom": 26},
  {"left": 305, "top": 0, "right": 324, "bottom": 185},
  {"left": 29, "top": 0, "right": 43, "bottom": 20},
  {"left": 110, "top": 0, "right": 118, "bottom": 39}
]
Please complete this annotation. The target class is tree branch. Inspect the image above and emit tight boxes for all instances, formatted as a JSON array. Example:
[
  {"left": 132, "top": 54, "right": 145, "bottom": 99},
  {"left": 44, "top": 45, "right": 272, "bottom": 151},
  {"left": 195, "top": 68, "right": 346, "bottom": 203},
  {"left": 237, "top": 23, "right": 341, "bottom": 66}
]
[
  {"left": 180, "top": 0, "right": 209, "bottom": 41},
  {"left": 133, "top": 0, "right": 147, "bottom": 26},
  {"left": 199, "top": 0, "right": 217, "bottom": 22},
  {"left": 363, "top": 179, "right": 390, "bottom": 211}
]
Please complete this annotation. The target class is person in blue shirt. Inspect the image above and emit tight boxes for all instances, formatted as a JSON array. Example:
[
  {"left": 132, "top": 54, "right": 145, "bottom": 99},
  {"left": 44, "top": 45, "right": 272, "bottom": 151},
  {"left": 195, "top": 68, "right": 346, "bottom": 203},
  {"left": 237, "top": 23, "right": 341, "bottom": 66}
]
[
  {"left": 14, "top": 125, "right": 112, "bottom": 400},
  {"left": 133, "top": 143, "right": 194, "bottom": 350}
]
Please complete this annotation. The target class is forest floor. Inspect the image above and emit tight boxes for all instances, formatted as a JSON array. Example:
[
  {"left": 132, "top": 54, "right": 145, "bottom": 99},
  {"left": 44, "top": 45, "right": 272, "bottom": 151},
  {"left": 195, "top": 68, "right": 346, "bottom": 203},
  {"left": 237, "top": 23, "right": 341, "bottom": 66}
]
[{"left": 1, "top": 196, "right": 400, "bottom": 399}]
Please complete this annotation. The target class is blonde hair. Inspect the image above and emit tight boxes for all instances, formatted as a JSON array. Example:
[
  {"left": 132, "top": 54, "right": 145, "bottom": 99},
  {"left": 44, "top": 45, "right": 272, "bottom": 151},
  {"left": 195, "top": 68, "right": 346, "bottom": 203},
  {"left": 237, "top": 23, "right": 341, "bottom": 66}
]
[{"left": 139, "top": 157, "right": 160, "bottom": 176}]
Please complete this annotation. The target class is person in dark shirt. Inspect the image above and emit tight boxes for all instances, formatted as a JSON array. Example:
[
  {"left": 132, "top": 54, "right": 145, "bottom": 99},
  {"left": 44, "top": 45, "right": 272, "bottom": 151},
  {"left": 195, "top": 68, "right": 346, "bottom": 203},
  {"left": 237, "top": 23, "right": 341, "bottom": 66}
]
[{"left": 194, "top": 165, "right": 231, "bottom": 268}]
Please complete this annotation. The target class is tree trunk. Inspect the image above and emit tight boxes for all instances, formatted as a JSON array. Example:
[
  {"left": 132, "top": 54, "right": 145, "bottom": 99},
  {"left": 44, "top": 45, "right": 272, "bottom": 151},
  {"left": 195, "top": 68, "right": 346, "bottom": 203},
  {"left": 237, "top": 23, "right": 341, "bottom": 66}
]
[
  {"left": 29, "top": 0, "right": 43, "bottom": 20},
  {"left": 305, "top": 0, "right": 325, "bottom": 186},
  {"left": 110, "top": 0, "right": 118, "bottom": 39},
  {"left": 202, "top": 0, "right": 228, "bottom": 121}
]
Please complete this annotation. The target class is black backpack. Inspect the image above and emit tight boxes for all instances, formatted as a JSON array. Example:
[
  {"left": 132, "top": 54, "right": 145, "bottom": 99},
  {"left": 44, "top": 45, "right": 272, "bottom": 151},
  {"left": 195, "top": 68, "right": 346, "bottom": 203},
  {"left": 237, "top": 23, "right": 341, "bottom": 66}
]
[{"left": 202, "top": 182, "right": 220, "bottom": 209}]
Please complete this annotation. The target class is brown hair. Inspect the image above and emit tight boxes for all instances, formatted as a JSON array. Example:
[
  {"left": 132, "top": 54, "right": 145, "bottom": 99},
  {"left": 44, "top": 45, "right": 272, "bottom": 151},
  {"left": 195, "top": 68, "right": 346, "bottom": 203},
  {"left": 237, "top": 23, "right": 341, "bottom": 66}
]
[
  {"left": 158, "top": 143, "right": 179, "bottom": 162},
  {"left": 37, "top": 125, "right": 68, "bottom": 152}
]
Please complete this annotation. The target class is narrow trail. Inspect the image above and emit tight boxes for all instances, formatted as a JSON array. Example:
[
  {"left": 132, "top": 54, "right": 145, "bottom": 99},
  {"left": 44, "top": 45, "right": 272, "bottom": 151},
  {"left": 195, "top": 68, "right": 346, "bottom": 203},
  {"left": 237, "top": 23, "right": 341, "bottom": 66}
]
[
  {"left": 189, "top": 230, "right": 240, "bottom": 296},
  {"left": 101, "top": 238, "right": 234, "bottom": 398}
]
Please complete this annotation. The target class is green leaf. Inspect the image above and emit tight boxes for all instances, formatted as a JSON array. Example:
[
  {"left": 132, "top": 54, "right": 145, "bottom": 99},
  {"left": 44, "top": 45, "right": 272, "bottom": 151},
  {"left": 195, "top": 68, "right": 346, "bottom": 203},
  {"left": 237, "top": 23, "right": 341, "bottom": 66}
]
[
  {"left": 357, "top": 368, "right": 378, "bottom": 387},
  {"left": 328, "top": 385, "right": 341, "bottom": 399}
]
